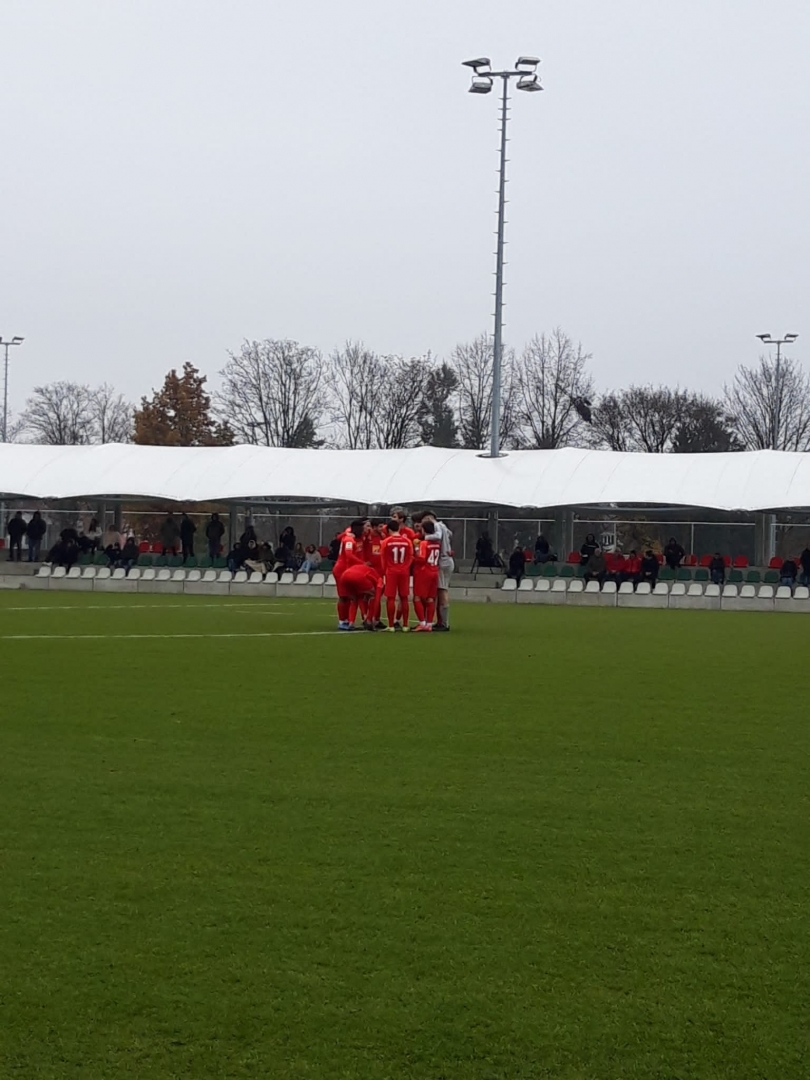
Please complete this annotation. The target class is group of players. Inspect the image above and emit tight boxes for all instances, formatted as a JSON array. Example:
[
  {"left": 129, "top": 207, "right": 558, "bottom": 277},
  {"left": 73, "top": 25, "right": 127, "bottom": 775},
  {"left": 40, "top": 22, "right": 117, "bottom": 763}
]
[{"left": 333, "top": 507, "right": 453, "bottom": 632}]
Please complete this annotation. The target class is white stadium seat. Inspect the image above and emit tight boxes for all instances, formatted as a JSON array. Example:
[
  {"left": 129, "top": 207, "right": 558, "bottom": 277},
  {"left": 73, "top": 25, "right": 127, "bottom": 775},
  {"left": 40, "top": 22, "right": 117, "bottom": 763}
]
[
  {"left": 81, "top": 566, "right": 97, "bottom": 579},
  {"left": 171, "top": 569, "right": 186, "bottom": 582},
  {"left": 112, "top": 568, "right": 127, "bottom": 580},
  {"left": 722, "top": 584, "right": 738, "bottom": 598},
  {"left": 775, "top": 586, "right": 793, "bottom": 599},
  {"left": 185, "top": 569, "right": 201, "bottom": 582},
  {"left": 584, "top": 580, "right": 600, "bottom": 593},
  {"left": 758, "top": 585, "right": 774, "bottom": 600},
  {"left": 96, "top": 567, "right": 111, "bottom": 580},
  {"left": 294, "top": 572, "right": 310, "bottom": 585},
  {"left": 740, "top": 584, "right": 756, "bottom": 598},
  {"left": 309, "top": 572, "right": 325, "bottom": 586},
  {"left": 687, "top": 583, "right": 704, "bottom": 596},
  {"left": 670, "top": 582, "right": 686, "bottom": 596},
  {"left": 535, "top": 579, "right": 551, "bottom": 592},
  {"left": 705, "top": 583, "right": 721, "bottom": 597},
  {"left": 265, "top": 571, "right": 279, "bottom": 584},
  {"left": 653, "top": 582, "right": 669, "bottom": 595},
  {"left": 52, "top": 566, "right": 67, "bottom": 579},
  {"left": 232, "top": 571, "right": 248, "bottom": 584},
  {"left": 157, "top": 568, "right": 171, "bottom": 581},
  {"left": 794, "top": 586, "right": 810, "bottom": 600},
  {"left": 618, "top": 581, "right": 634, "bottom": 594},
  {"left": 567, "top": 579, "right": 584, "bottom": 593},
  {"left": 517, "top": 578, "right": 534, "bottom": 591},
  {"left": 501, "top": 579, "right": 517, "bottom": 592},
  {"left": 67, "top": 566, "right": 81, "bottom": 579},
  {"left": 128, "top": 568, "right": 141, "bottom": 581},
  {"left": 636, "top": 582, "right": 652, "bottom": 595},
  {"left": 140, "top": 568, "right": 156, "bottom": 581},
  {"left": 218, "top": 570, "right": 233, "bottom": 583},
  {"left": 601, "top": 581, "right": 617, "bottom": 594},
  {"left": 37, "top": 565, "right": 52, "bottom": 578},
  {"left": 279, "top": 572, "right": 294, "bottom": 585},
  {"left": 202, "top": 570, "right": 217, "bottom": 582},
  {"left": 326, "top": 573, "right": 336, "bottom": 586},
  {"left": 551, "top": 578, "right": 568, "bottom": 592}
]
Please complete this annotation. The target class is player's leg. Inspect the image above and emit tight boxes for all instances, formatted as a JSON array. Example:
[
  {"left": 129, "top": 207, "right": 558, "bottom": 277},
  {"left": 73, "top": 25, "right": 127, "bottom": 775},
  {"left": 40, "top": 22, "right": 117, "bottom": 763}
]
[
  {"left": 426, "top": 576, "right": 438, "bottom": 627},
  {"left": 384, "top": 575, "right": 398, "bottom": 629},
  {"left": 413, "top": 595, "right": 426, "bottom": 624},
  {"left": 348, "top": 599, "right": 359, "bottom": 626},
  {"left": 398, "top": 575, "right": 410, "bottom": 629}
]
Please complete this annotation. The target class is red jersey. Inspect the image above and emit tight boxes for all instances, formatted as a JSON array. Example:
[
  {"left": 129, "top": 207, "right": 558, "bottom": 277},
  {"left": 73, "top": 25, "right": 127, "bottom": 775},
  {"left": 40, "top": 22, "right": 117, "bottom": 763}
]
[
  {"left": 381, "top": 534, "right": 413, "bottom": 574},
  {"left": 334, "top": 529, "right": 364, "bottom": 573},
  {"left": 415, "top": 536, "right": 441, "bottom": 573},
  {"left": 340, "top": 563, "right": 380, "bottom": 596},
  {"left": 367, "top": 534, "right": 385, "bottom": 573}
]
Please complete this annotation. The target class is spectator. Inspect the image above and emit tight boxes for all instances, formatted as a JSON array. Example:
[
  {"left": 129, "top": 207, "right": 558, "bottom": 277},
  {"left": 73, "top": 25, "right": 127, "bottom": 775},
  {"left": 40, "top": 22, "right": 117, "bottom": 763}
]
[
  {"left": 664, "top": 537, "right": 685, "bottom": 570},
  {"left": 508, "top": 544, "right": 526, "bottom": 584},
  {"left": 709, "top": 552, "right": 726, "bottom": 586},
  {"left": 606, "top": 550, "right": 625, "bottom": 583},
  {"left": 799, "top": 546, "right": 810, "bottom": 588},
  {"left": 160, "top": 512, "right": 180, "bottom": 556},
  {"left": 180, "top": 513, "right": 197, "bottom": 560},
  {"left": 47, "top": 536, "right": 79, "bottom": 569},
  {"left": 26, "top": 511, "right": 47, "bottom": 562},
  {"left": 120, "top": 536, "right": 139, "bottom": 572},
  {"left": 640, "top": 550, "right": 659, "bottom": 587},
  {"left": 205, "top": 513, "right": 225, "bottom": 560},
  {"left": 226, "top": 543, "right": 245, "bottom": 573},
  {"left": 279, "top": 526, "right": 296, "bottom": 552},
  {"left": 534, "top": 534, "right": 553, "bottom": 564},
  {"left": 301, "top": 544, "right": 321, "bottom": 573},
  {"left": 101, "top": 522, "right": 120, "bottom": 549},
  {"left": 106, "top": 541, "right": 122, "bottom": 567},
  {"left": 583, "top": 547, "right": 606, "bottom": 585},
  {"left": 328, "top": 532, "right": 342, "bottom": 563},
  {"left": 84, "top": 518, "right": 102, "bottom": 553},
  {"left": 625, "top": 549, "right": 641, "bottom": 587},
  {"left": 580, "top": 533, "right": 598, "bottom": 566},
  {"left": 780, "top": 557, "right": 798, "bottom": 591},
  {"left": 244, "top": 539, "right": 267, "bottom": 576},
  {"left": 240, "top": 522, "right": 258, "bottom": 547},
  {"left": 6, "top": 511, "right": 26, "bottom": 561},
  {"left": 475, "top": 532, "right": 502, "bottom": 569},
  {"left": 291, "top": 542, "right": 306, "bottom": 571}
]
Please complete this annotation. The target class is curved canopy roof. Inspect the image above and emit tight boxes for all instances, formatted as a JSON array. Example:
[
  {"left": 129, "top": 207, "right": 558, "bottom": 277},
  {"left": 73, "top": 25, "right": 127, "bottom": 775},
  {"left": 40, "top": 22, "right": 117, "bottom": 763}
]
[{"left": 0, "top": 443, "right": 808, "bottom": 511}]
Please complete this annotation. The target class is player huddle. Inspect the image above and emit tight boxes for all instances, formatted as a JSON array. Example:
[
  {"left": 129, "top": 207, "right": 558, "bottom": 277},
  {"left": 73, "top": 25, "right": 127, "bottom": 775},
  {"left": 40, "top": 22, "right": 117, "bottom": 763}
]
[{"left": 333, "top": 508, "right": 453, "bottom": 632}]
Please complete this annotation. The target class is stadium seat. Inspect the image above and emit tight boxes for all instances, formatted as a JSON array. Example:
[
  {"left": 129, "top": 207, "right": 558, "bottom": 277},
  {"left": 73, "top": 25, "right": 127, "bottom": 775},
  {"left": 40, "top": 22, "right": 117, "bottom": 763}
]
[
  {"left": 154, "top": 555, "right": 167, "bottom": 567},
  {"left": 67, "top": 566, "right": 81, "bottom": 578},
  {"left": 559, "top": 565, "right": 574, "bottom": 578},
  {"left": 740, "top": 584, "right": 756, "bottom": 598},
  {"left": 758, "top": 585, "right": 775, "bottom": 599},
  {"left": 769, "top": 557, "right": 783, "bottom": 570},
  {"left": 566, "top": 551, "right": 579, "bottom": 564},
  {"left": 636, "top": 582, "right": 652, "bottom": 595},
  {"left": 776, "top": 586, "right": 793, "bottom": 600},
  {"left": 320, "top": 559, "right": 334, "bottom": 572},
  {"left": 138, "top": 541, "right": 150, "bottom": 553},
  {"left": 128, "top": 568, "right": 141, "bottom": 581},
  {"left": 186, "top": 569, "right": 202, "bottom": 582},
  {"left": 795, "top": 586, "right": 810, "bottom": 600},
  {"left": 763, "top": 570, "right": 779, "bottom": 584},
  {"left": 157, "top": 568, "right": 172, "bottom": 581},
  {"left": 168, "top": 555, "right": 184, "bottom": 568},
  {"left": 326, "top": 573, "right": 336, "bottom": 586},
  {"left": 728, "top": 569, "right": 743, "bottom": 584},
  {"left": 535, "top": 579, "right": 551, "bottom": 592},
  {"left": 541, "top": 563, "right": 558, "bottom": 577},
  {"left": 112, "top": 568, "right": 127, "bottom": 580},
  {"left": 517, "top": 578, "right": 534, "bottom": 591},
  {"left": 213, "top": 557, "right": 227, "bottom": 569},
  {"left": 670, "top": 582, "right": 686, "bottom": 596},
  {"left": 501, "top": 579, "right": 517, "bottom": 592},
  {"left": 218, "top": 570, "right": 233, "bottom": 583},
  {"left": 96, "top": 567, "right": 111, "bottom": 580},
  {"left": 81, "top": 566, "right": 97, "bottom": 579},
  {"left": 137, "top": 553, "right": 153, "bottom": 567},
  {"left": 150, "top": 543, "right": 162, "bottom": 553},
  {"left": 684, "top": 554, "right": 697, "bottom": 567},
  {"left": 263, "top": 571, "right": 279, "bottom": 585},
  {"left": 567, "top": 579, "right": 584, "bottom": 593},
  {"left": 704, "top": 583, "right": 721, "bottom": 597},
  {"left": 202, "top": 570, "right": 217, "bottom": 582},
  {"left": 699, "top": 554, "right": 712, "bottom": 568},
  {"left": 52, "top": 566, "right": 66, "bottom": 579},
  {"left": 618, "top": 581, "right": 634, "bottom": 594},
  {"left": 601, "top": 581, "right": 617, "bottom": 594},
  {"left": 198, "top": 556, "right": 212, "bottom": 569},
  {"left": 659, "top": 567, "right": 675, "bottom": 581},
  {"left": 184, "top": 556, "right": 198, "bottom": 568},
  {"left": 732, "top": 555, "right": 748, "bottom": 569},
  {"left": 36, "top": 565, "right": 52, "bottom": 578},
  {"left": 171, "top": 569, "right": 186, "bottom": 582},
  {"left": 140, "top": 568, "right": 156, "bottom": 581},
  {"left": 584, "top": 580, "right": 600, "bottom": 593},
  {"left": 294, "top": 572, "right": 310, "bottom": 585},
  {"left": 232, "top": 571, "right": 248, "bottom": 584},
  {"left": 722, "top": 584, "right": 738, "bottom": 598},
  {"left": 78, "top": 553, "right": 91, "bottom": 566},
  {"left": 279, "top": 572, "right": 295, "bottom": 585},
  {"left": 653, "top": 582, "right": 669, "bottom": 595},
  {"left": 676, "top": 568, "right": 692, "bottom": 581},
  {"left": 93, "top": 552, "right": 108, "bottom": 565},
  {"left": 746, "top": 570, "right": 761, "bottom": 583},
  {"left": 247, "top": 572, "right": 264, "bottom": 584},
  {"left": 551, "top": 578, "right": 568, "bottom": 593},
  {"left": 310, "top": 572, "right": 325, "bottom": 586},
  {"left": 694, "top": 568, "right": 709, "bottom": 582}
]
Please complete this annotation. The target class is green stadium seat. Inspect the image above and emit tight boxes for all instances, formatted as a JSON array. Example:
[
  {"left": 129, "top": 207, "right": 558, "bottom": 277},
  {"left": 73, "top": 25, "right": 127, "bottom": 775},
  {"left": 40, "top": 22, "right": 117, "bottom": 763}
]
[
  {"left": 154, "top": 555, "right": 168, "bottom": 567},
  {"left": 694, "top": 568, "right": 709, "bottom": 582},
  {"left": 746, "top": 570, "right": 761, "bottom": 583},
  {"left": 184, "top": 555, "right": 198, "bottom": 568},
  {"left": 168, "top": 555, "right": 184, "bottom": 568},
  {"left": 676, "top": 568, "right": 692, "bottom": 581},
  {"left": 541, "top": 563, "right": 558, "bottom": 577},
  {"left": 93, "top": 551, "right": 108, "bottom": 565},
  {"left": 559, "top": 565, "right": 574, "bottom": 578},
  {"left": 728, "top": 568, "right": 743, "bottom": 584},
  {"left": 525, "top": 564, "right": 542, "bottom": 577},
  {"left": 78, "top": 553, "right": 91, "bottom": 565},
  {"left": 137, "top": 553, "right": 153, "bottom": 567},
  {"left": 213, "top": 556, "right": 227, "bottom": 569},
  {"left": 763, "top": 570, "right": 779, "bottom": 584},
  {"left": 659, "top": 567, "right": 675, "bottom": 581},
  {"left": 319, "top": 559, "right": 334, "bottom": 572},
  {"left": 198, "top": 556, "right": 212, "bottom": 568}
]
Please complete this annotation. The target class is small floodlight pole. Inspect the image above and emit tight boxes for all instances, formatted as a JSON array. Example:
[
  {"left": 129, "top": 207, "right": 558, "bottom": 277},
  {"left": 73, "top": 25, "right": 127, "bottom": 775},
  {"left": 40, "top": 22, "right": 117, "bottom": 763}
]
[
  {"left": 757, "top": 333, "right": 799, "bottom": 449},
  {"left": 0, "top": 336, "right": 24, "bottom": 443},
  {"left": 463, "top": 56, "right": 542, "bottom": 458}
]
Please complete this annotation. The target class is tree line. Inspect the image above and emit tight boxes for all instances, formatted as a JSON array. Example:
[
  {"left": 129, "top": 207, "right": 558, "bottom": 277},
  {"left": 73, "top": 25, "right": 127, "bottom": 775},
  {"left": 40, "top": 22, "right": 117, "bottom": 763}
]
[{"left": 12, "top": 330, "right": 810, "bottom": 453}]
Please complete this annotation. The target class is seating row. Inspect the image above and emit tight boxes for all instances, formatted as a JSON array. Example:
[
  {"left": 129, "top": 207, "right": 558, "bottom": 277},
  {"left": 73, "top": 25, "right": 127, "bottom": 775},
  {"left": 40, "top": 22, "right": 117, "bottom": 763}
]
[
  {"left": 494, "top": 577, "right": 810, "bottom": 611},
  {"left": 30, "top": 566, "right": 337, "bottom": 598}
]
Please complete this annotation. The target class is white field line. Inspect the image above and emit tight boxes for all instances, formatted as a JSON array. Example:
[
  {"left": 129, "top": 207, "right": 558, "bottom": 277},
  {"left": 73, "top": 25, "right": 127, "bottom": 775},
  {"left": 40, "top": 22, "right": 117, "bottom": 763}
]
[
  {"left": 0, "top": 630, "right": 357, "bottom": 641},
  {"left": 0, "top": 603, "right": 299, "bottom": 614}
]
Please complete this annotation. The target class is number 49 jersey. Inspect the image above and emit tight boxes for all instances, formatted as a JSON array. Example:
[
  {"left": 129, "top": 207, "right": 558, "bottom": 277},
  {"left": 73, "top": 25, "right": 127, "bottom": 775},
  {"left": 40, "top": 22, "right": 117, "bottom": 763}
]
[{"left": 380, "top": 534, "right": 413, "bottom": 575}]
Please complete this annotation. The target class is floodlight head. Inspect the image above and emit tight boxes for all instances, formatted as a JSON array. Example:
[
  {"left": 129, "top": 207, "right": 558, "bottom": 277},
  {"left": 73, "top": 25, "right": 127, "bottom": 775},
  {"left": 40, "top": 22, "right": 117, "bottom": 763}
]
[
  {"left": 12, "top": 336, "right": 24, "bottom": 344},
  {"left": 516, "top": 56, "right": 540, "bottom": 69},
  {"left": 757, "top": 334, "right": 771, "bottom": 341},
  {"left": 785, "top": 333, "right": 799, "bottom": 341},
  {"left": 469, "top": 76, "right": 493, "bottom": 94},
  {"left": 462, "top": 57, "right": 491, "bottom": 72},
  {"left": 516, "top": 73, "right": 543, "bottom": 92}
]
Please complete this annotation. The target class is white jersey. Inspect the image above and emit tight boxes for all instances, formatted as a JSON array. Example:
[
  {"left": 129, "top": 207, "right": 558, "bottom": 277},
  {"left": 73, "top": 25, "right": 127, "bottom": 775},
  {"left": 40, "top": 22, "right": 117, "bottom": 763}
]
[{"left": 433, "top": 521, "right": 454, "bottom": 577}]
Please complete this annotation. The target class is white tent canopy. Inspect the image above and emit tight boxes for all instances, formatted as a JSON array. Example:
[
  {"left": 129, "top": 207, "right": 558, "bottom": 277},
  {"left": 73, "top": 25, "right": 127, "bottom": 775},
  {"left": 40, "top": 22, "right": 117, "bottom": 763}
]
[{"left": 0, "top": 443, "right": 809, "bottom": 512}]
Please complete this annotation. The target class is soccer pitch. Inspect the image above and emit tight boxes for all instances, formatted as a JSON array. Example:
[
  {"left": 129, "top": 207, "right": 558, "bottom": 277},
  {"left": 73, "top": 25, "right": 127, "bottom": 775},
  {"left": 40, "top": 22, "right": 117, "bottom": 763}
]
[{"left": 0, "top": 593, "right": 807, "bottom": 1079}]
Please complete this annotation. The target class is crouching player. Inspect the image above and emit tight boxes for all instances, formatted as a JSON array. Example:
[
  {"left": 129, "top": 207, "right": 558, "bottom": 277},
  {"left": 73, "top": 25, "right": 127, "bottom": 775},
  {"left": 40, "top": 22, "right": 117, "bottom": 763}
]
[
  {"left": 380, "top": 518, "right": 413, "bottom": 631},
  {"left": 334, "top": 519, "right": 366, "bottom": 630},
  {"left": 412, "top": 519, "right": 441, "bottom": 632},
  {"left": 338, "top": 562, "right": 381, "bottom": 630}
]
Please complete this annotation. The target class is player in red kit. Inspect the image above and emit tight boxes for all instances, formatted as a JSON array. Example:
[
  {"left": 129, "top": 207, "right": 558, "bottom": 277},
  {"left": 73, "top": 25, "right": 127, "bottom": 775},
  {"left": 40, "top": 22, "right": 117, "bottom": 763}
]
[
  {"left": 339, "top": 563, "right": 381, "bottom": 628},
  {"left": 334, "top": 520, "right": 366, "bottom": 630},
  {"left": 380, "top": 518, "right": 413, "bottom": 631},
  {"left": 365, "top": 520, "right": 387, "bottom": 627},
  {"left": 412, "top": 518, "right": 441, "bottom": 631}
]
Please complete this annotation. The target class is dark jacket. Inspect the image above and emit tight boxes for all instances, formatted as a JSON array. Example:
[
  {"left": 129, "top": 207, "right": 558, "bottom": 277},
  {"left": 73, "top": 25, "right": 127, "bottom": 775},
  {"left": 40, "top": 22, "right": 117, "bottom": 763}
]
[
  {"left": 508, "top": 550, "right": 526, "bottom": 577},
  {"left": 781, "top": 559, "right": 797, "bottom": 581},
  {"left": 800, "top": 548, "right": 810, "bottom": 574},
  {"left": 7, "top": 516, "right": 27, "bottom": 540},
  {"left": 205, "top": 518, "right": 225, "bottom": 541},
  {"left": 180, "top": 517, "right": 196, "bottom": 541},
  {"left": 664, "top": 541, "right": 685, "bottom": 568},
  {"left": 27, "top": 515, "right": 47, "bottom": 542},
  {"left": 640, "top": 554, "right": 659, "bottom": 580}
]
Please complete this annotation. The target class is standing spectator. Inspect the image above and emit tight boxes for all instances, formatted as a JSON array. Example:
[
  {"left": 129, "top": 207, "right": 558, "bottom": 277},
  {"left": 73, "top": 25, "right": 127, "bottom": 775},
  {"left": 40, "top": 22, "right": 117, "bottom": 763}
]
[
  {"left": 84, "top": 518, "right": 102, "bottom": 553},
  {"left": 579, "top": 533, "right": 598, "bottom": 566},
  {"left": 279, "top": 526, "right": 296, "bottom": 552},
  {"left": 799, "top": 546, "right": 810, "bottom": 587},
  {"left": 102, "top": 521, "right": 120, "bottom": 550},
  {"left": 160, "top": 512, "right": 180, "bottom": 556},
  {"left": 301, "top": 545, "right": 321, "bottom": 573},
  {"left": 240, "top": 522, "right": 258, "bottom": 547},
  {"left": 709, "top": 553, "right": 726, "bottom": 586},
  {"left": 6, "top": 511, "right": 26, "bottom": 561},
  {"left": 534, "top": 534, "right": 553, "bottom": 564},
  {"left": 508, "top": 544, "right": 526, "bottom": 584},
  {"left": 639, "top": 550, "right": 659, "bottom": 587},
  {"left": 664, "top": 537, "right": 685, "bottom": 570},
  {"left": 780, "top": 557, "right": 798, "bottom": 591},
  {"left": 26, "top": 511, "right": 47, "bottom": 562},
  {"left": 180, "top": 513, "right": 197, "bottom": 561},
  {"left": 205, "top": 513, "right": 225, "bottom": 560}
]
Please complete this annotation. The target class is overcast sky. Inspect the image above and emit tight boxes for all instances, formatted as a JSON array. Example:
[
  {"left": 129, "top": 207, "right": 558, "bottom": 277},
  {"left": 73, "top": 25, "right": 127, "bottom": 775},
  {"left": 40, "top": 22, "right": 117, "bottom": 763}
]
[{"left": 1, "top": 0, "right": 808, "bottom": 419}]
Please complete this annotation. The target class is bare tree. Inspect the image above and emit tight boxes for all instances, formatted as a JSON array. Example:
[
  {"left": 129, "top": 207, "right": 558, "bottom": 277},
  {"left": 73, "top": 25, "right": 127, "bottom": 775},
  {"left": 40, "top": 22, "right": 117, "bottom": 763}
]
[
  {"left": 371, "top": 354, "right": 433, "bottom": 449},
  {"left": 327, "top": 341, "right": 385, "bottom": 449},
  {"left": 419, "top": 362, "right": 459, "bottom": 447},
  {"left": 724, "top": 355, "right": 810, "bottom": 451},
  {"left": 591, "top": 386, "right": 689, "bottom": 452},
  {"left": 92, "top": 383, "right": 133, "bottom": 443},
  {"left": 672, "top": 396, "right": 742, "bottom": 453},
  {"left": 21, "top": 382, "right": 95, "bottom": 444},
  {"left": 513, "top": 330, "right": 594, "bottom": 449},
  {"left": 218, "top": 339, "right": 325, "bottom": 447},
  {"left": 450, "top": 333, "right": 516, "bottom": 450}
]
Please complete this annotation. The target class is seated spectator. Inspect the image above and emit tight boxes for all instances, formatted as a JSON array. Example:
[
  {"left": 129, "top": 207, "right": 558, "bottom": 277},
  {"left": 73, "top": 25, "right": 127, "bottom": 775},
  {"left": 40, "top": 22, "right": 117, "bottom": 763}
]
[
  {"left": 640, "top": 550, "right": 659, "bottom": 586},
  {"left": 227, "top": 544, "right": 245, "bottom": 573},
  {"left": 583, "top": 547, "right": 606, "bottom": 585},
  {"left": 61, "top": 524, "right": 80, "bottom": 545},
  {"left": 83, "top": 517, "right": 102, "bottom": 553},
  {"left": 47, "top": 537, "right": 79, "bottom": 569},
  {"left": 291, "top": 542, "right": 306, "bottom": 571},
  {"left": 106, "top": 541, "right": 122, "bottom": 567},
  {"left": 534, "top": 534, "right": 553, "bottom": 564},
  {"left": 301, "top": 545, "right": 322, "bottom": 573},
  {"left": 709, "top": 553, "right": 726, "bottom": 585},
  {"left": 244, "top": 538, "right": 267, "bottom": 576},
  {"left": 120, "top": 536, "right": 139, "bottom": 572},
  {"left": 799, "top": 546, "right": 810, "bottom": 587},
  {"left": 624, "top": 549, "right": 641, "bottom": 586},
  {"left": 780, "top": 557, "right": 798, "bottom": 591},
  {"left": 328, "top": 533, "right": 342, "bottom": 563},
  {"left": 605, "top": 550, "right": 625, "bottom": 583},
  {"left": 508, "top": 544, "right": 526, "bottom": 584},
  {"left": 580, "top": 533, "right": 598, "bottom": 566},
  {"left": 664, "top": 537, "right": 685, "bottom": 570}
]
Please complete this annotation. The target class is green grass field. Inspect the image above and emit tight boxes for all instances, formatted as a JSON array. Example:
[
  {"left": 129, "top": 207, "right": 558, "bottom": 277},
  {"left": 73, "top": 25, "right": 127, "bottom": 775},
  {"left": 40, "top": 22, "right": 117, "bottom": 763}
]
[{"left": 0, "top": 592, "right": 807, "bottom": 1079}]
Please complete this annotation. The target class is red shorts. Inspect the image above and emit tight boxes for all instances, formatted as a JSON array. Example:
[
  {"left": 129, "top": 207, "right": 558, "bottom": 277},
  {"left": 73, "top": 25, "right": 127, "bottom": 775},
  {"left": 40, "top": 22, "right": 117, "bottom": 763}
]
[
  {"left": 413, "top": 571, "right": 439, "bottom": 599},
  {"left": 340, "top": 565, "right": 378, "bottom": 599},
  {"left": 384, "top": 571, "right": 410, "bottom": 599}
]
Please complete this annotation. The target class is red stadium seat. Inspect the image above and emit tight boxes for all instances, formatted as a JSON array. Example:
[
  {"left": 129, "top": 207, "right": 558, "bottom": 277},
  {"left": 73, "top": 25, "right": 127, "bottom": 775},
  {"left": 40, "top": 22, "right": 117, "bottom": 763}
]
[
  {"left": 723, "top": 555, "right": 731, "bottom": 568},
  {"left": 523, "top": 548, "right": 534, "bottom": 562},
  {"left": 732, "top": 555, "right": 748, "bottom": 569},
  {"left": 317, "top": 546, "right": 329, "bottom": 558},
  {"left": 567, "top": 551, "right": 580, "bottom": 564},
  {"left": 151, "top": 542, "right": 162, "bottom": 553},
  {"left": 769, "top": 556, "right": 783, "bottom": 570},
  {"left": 699, "top": 554, "right": 712, "bottom": 568},
  {"left": 139, "top": 541, "right": 150, "bottom": 553},
  {"left": 684, "top": 554, "right": 697, "bottom": 567}
]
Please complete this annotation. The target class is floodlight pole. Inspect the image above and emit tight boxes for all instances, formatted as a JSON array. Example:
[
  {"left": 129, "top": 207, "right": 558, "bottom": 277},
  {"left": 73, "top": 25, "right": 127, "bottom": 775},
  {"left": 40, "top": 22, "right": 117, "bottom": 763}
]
[
  {"left": 1, "top": 336, "right": 24, "bottom": 443},
  {"left": 757, "top": 333, "right": 799, "bottom": 449},
  {"left": 464, "top": 58, "right": 542, "bottom": 458}
]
